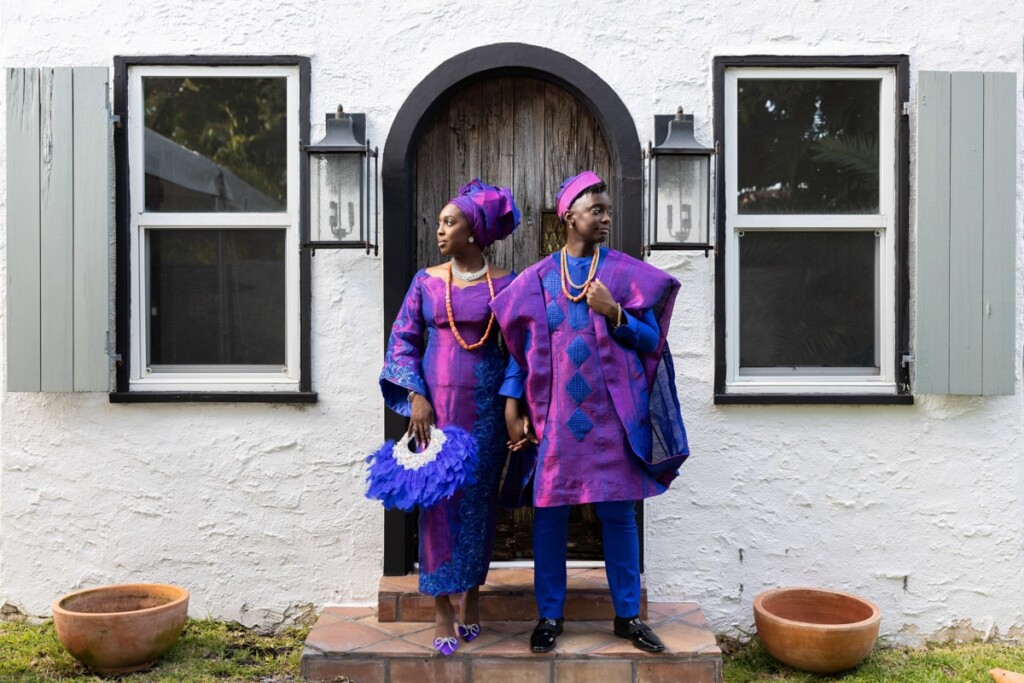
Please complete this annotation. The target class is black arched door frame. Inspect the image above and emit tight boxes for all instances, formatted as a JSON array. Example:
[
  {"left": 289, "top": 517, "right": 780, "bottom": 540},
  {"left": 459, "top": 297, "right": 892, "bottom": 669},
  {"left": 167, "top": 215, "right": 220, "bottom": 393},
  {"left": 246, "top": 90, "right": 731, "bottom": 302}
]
[{"left": 381, "top": 43, "right": 643, "bottom": 575}]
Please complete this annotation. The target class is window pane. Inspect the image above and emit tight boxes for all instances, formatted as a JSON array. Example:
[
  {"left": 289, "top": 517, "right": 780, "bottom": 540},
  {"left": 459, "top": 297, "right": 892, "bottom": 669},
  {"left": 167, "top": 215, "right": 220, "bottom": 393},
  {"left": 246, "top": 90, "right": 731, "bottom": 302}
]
[
  {"left": 143, "top": 77, "right": 287, "bottom": 212},
  {"left": 739, "top": 231, "right": 877, "bottom": 369},
  {"left": 148, "top": 229, "right": 286, "bottom": 366},
  {"left": 737, "top": 79, "right": 880, "bottom": 215}
]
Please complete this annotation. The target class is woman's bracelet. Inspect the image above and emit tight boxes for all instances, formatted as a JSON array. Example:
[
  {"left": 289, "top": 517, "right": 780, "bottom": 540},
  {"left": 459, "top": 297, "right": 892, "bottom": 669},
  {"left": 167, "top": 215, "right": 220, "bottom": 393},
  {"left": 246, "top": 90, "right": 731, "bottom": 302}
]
[
  {"left": 408, "top": 390, "right": 418, "bottom": 403},
  {"left": 613, "top": 303, "right": 624, "bottom": 329}
]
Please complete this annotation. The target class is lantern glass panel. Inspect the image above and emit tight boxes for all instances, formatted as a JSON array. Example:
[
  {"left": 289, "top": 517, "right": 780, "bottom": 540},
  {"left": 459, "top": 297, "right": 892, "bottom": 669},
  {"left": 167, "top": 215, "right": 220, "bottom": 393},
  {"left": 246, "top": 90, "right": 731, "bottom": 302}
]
[
  {"left": 655, "top": 154, "right": 708, "bottom": 245},
  {"left": 310, "top": 153, "right": 363, "bottom": 243}
]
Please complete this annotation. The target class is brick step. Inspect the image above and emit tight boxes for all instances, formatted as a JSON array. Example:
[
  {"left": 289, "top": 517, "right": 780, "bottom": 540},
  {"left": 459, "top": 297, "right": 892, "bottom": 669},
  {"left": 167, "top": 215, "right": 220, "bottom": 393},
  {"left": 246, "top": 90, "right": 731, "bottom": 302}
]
[
  {"left": 377, "top": 567, "right": 646, "bottom": 623},
  {"left": 301, "top": 603, "right": 722, "bottom": 683}
]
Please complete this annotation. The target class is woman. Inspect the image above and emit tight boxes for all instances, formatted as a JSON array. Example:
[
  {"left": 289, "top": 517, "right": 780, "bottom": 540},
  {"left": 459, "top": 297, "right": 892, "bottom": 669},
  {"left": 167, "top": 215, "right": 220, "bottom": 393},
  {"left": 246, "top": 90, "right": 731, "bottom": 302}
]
[{"left": 379, "top": 179, "right": 520, "bottom": 656}]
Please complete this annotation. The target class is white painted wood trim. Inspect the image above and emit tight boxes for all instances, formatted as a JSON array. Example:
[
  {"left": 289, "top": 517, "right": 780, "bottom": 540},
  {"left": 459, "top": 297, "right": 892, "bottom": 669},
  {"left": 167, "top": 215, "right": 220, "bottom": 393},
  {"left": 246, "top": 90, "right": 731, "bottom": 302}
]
[
  {"left": 723, "top": 66, "right": 898, "bottom": 394},
  {"left": 126, "top": 63, "right": 301, "bottom": 392}
]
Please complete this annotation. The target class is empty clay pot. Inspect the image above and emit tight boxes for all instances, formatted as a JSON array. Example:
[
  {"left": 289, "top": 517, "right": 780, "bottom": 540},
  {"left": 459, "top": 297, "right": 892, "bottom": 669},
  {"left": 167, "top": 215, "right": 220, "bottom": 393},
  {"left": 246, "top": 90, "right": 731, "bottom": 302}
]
[
  {"left": 753, "top": 587, "right": 880, "bottom": 674},
  {"left": 52, "top": 583, "right": 189, "bottom": 674}
]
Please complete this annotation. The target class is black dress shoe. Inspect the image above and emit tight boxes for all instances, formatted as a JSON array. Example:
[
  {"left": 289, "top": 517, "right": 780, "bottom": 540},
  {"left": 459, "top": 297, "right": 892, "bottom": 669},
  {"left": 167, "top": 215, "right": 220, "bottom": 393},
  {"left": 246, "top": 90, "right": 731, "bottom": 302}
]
[
  {"left": 613, "top": 616, "right": 666, "bottom": 652},
  {"left": 530, "top": 617, "right": 564, "bottom": 653}
]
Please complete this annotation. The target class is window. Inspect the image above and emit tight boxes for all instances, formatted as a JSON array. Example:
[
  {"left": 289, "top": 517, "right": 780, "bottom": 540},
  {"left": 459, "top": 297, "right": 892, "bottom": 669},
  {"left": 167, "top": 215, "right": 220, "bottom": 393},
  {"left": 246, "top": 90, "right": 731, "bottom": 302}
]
[
  {"left": 715, "top": 58, "right": 910, "bottom": 402},
  {"left": 115, "top": 59, "right": 312, "bottom": 398}
]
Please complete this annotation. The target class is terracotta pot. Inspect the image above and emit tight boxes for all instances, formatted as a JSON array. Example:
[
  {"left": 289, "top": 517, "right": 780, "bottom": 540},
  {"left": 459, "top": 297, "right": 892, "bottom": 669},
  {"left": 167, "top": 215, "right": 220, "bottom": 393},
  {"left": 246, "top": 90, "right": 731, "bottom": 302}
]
[
  {"left": 753, "top": 587, "right": 880, "bottom": 674},
  {"left": 52, "top": 583, "right": 189, "bottom": 674}
]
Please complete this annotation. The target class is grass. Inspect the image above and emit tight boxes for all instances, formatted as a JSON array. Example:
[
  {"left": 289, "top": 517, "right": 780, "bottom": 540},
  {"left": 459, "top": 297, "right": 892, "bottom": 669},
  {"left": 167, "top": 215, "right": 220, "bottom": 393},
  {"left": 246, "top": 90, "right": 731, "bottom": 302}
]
[
  {"left": 0, "top": 619, "right": 310, "bottom": 682},
  {"left": 721, "top": 634, "right": 1024, "bottom": 682},
  {"left": 3, "top": 618, "right": 1024, "bottom": 681}
]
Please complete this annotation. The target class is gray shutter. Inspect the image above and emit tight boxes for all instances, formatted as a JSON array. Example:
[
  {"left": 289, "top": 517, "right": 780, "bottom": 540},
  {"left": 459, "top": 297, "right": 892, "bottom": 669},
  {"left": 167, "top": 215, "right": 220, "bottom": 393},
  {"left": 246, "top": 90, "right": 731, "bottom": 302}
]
[
  {"left": 915, "top": 71, "right": 1017, "bottom": 396},
  {"left": 5, "top": 67, "right": 111, "bottom": 392}
]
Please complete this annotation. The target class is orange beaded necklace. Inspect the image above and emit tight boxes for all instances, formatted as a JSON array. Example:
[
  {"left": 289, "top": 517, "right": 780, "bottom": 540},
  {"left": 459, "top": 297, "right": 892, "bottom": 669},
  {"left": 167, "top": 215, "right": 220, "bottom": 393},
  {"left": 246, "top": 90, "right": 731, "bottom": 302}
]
[
  {"left": 445, "top": 261, "right": 496, "bottom": 351},
  {"left": 560, "top": 246, "right": 600, "bottom": 303}
]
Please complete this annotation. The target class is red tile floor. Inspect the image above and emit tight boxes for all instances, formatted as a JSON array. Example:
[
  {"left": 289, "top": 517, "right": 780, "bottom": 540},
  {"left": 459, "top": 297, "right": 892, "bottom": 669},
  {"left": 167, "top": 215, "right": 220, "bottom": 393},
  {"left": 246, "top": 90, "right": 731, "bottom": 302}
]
[{"left": 301, "top": 570, "right": 722, "bottom": 682}]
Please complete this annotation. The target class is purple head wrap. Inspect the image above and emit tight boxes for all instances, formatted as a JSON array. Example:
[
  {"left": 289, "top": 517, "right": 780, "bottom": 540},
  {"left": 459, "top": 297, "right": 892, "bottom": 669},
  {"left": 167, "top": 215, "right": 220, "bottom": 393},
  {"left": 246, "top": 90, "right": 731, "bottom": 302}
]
[
  {"left": 555, "top": 171, "right": 604, "bottom": 223},
  {"left": 448, "top": 179, "right": 521, "bottom": 248}
]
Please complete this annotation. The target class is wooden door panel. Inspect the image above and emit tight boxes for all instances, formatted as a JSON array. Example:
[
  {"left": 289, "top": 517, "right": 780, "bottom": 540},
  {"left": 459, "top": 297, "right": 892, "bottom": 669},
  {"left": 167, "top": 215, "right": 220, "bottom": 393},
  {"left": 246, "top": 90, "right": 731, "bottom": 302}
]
[
  {"left": 511, "top": 78, "right": 546, "bottom": 273},
  {"left": 414, "top": 76, "right": 613, "bottom": 560}
]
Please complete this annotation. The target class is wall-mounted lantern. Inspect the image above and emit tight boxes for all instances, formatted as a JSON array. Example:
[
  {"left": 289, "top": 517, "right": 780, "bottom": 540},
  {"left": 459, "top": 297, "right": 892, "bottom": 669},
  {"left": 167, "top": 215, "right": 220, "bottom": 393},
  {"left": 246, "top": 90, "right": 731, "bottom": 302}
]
[
  {"left": 646, "top": 106, "right": 714, "bottom": 256},
  {"left": 305, "top": 105, "right": 378, "bottom": 254}
]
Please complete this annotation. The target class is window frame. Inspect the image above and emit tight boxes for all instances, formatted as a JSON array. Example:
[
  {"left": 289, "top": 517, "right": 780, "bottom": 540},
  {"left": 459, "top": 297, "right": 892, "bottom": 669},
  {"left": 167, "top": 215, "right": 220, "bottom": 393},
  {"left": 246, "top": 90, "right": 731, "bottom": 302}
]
[
  {"left": 111, "top": 56, "right": 315, "bottom": 403},
  {"left": 713, "top": 55, "right": 912, "bottom": 405}
]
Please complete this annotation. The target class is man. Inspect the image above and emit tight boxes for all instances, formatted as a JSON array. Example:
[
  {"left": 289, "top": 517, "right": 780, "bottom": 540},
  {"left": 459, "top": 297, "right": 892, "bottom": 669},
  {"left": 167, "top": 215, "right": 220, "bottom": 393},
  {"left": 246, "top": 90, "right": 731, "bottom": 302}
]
[{"left": 491, "top": 171, "right": 690, "bottom": 653}]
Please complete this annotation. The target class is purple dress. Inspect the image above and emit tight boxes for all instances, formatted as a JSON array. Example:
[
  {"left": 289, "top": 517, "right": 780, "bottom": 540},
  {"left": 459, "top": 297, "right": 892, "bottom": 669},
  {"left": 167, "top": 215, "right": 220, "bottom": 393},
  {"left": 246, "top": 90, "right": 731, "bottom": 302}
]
[{"left": 380, "top": 270, "right": 514, "bottom": 596}]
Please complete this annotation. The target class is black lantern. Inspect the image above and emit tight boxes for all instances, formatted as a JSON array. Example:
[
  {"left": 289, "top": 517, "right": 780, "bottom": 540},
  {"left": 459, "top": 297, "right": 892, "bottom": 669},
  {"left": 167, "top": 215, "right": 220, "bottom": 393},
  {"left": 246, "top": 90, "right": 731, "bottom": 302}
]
[
  {"left": 646, "top": 107, "right": 714, "bottom": 255},
  {"left": 305, "top": 105, "right": 378, "bottom": 253}
]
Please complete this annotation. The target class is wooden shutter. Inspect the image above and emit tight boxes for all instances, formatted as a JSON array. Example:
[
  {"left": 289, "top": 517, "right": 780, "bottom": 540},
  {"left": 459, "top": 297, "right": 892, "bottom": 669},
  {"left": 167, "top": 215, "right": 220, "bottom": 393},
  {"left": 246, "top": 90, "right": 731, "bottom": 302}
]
[
  {"left": 5, "top": 67, "right": 111, "bottom": 392},
  {"left": 915, "top": 71, "right": 1017, "bottom": 396}
]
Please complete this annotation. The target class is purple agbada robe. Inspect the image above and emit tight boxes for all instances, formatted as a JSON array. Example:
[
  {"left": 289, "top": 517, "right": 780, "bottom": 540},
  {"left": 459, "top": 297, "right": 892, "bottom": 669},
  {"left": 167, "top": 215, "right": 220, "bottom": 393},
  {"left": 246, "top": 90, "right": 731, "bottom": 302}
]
[
  {"left": 490, "top": 248, "right": 689, "bottom": 508},
  {"left": 380, "top": 270, "right": 514, "bottom": 595}
]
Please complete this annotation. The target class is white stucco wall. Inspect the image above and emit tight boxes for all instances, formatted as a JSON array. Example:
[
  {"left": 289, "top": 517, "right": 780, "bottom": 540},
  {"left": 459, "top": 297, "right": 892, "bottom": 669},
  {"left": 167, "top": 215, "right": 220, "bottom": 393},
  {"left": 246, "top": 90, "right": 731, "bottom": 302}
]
[{"left": 1, "top": 0, "right": 1022, "bottom": 641}]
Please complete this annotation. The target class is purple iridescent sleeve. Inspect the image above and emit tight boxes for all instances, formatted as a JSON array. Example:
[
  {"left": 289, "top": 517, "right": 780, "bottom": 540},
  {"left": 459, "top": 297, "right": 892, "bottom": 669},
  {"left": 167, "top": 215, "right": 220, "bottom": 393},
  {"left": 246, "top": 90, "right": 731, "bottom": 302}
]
[{"left": 379, "top": 273, "right": 429, "bottom": 417}]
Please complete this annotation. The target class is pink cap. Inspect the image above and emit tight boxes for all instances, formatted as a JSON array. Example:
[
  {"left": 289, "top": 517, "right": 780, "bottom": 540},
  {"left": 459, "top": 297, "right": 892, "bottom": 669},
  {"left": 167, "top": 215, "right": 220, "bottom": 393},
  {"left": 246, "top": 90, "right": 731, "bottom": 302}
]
[{"left": 555, "top": 171, "right": 604, "bottom": 223}]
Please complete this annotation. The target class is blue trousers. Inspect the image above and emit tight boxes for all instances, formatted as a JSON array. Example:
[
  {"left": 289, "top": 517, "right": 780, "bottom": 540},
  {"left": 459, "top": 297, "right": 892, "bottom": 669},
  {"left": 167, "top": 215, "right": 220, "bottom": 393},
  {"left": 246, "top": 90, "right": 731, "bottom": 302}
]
[{"left": 533, "top": 500, "right": 641, "bottom": 619}]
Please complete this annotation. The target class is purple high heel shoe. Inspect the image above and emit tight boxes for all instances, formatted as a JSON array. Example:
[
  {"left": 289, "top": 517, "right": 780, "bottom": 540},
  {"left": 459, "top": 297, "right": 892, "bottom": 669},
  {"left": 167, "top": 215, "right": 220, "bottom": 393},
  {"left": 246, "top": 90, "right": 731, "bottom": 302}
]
[
  {"left": 457, "top": 622, "right": 481, "bottom": 642},
  {"left": 433, "top": 636, "right": 458, "bottom": 656}
]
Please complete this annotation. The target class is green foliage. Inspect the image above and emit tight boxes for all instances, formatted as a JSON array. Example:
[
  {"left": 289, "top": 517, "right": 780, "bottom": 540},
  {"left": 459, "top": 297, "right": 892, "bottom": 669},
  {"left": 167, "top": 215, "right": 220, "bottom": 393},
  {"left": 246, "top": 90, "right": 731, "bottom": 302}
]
[
  {"left": 722, "top": 635, "right": 1024, "bottom": 682},
  {"left": 0, "top": 619, "right": 310, "bottom": 682},
  {"left": 736, "top": 78, "right": 880, "bottom": 215},
  {"left": 144, "top": 76, "right": 288, "bottom": 206}
]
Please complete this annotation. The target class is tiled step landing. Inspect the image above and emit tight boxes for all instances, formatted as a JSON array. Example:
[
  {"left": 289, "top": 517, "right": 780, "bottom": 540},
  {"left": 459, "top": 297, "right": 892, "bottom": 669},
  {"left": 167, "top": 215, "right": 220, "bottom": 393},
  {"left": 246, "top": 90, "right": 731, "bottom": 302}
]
[
  {"left": 301, "top": 602, "right": 722, "bottom": 682},
  {"left": 301, "top": 569, "right": 721, "bottom": 682},
  {"left": 377, "top": 567, "right": 647, "bottom": 622}
]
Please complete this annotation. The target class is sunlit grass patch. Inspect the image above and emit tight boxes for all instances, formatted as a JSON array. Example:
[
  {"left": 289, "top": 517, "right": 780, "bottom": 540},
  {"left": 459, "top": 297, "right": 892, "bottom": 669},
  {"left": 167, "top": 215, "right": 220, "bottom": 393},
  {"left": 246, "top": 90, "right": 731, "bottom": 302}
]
[
  {"left": 0, "top": 618, "right": 310, "bottom": 682},
  {"left": 721, "top": 634, "right": 1024, "bottom": 682}
]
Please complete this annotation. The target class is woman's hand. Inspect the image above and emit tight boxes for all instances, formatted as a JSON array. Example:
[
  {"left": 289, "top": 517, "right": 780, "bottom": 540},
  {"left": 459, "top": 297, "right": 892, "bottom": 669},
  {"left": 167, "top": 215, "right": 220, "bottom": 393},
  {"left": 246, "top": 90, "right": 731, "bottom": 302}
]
[
  {"left": 505, "top": 397, "right": 539, "bottom": 452},
  {"left": 586, "top": 278, "right": 618, "bottom": 323},
  {"left": 408, "top": 393, "right": 435, "bottom": 447}
]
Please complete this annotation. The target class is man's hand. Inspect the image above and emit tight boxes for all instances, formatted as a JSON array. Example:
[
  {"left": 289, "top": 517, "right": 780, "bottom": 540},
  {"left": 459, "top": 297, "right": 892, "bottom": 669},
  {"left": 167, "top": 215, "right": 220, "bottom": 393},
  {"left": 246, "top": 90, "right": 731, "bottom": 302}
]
[
  {"left": 505, "top": 397, "right": 539, "bottom": 451},
  {"left": 586, "top": 278, "right": 619, "bottom": 323}
]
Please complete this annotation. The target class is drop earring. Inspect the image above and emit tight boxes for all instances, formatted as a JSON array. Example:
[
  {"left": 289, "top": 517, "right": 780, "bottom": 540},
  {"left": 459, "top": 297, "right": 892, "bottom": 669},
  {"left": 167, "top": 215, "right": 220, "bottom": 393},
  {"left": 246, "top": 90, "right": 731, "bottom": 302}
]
[{"left": 468, "top": 236, "right": 475, "bottom": 243}]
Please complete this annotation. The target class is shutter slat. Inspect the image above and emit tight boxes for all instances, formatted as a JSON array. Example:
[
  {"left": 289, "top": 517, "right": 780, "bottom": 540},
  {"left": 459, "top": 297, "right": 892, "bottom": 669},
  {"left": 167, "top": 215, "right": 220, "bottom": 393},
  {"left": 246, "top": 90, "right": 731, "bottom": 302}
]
[
  {"left": 915, "top": 71, "right": 952, "bottom": 394},
  {"left": 40, "top": 67, "right": 75, "bottom": 391},
  {"left": 73, "top": 67, "right": 111, "bottom": 391},
  {"left": 981, "top": 72, "right": 1017, "bottom": 396},
  {"left": 947, "top": 72, "right": 985, "bottom": 395},
  {"left": 5, "top": 68, "right": 42, "bottom": 392}
]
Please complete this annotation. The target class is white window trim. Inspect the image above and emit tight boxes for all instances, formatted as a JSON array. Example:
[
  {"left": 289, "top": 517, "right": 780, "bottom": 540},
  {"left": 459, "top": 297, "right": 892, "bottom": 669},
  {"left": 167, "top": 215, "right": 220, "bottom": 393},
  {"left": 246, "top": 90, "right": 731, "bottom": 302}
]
[
  {"left": 723, "top": 67, "right": 897, "bottom": 395},
  {"left": 127, "top": 64, "right": 301, "bottom": 393}
]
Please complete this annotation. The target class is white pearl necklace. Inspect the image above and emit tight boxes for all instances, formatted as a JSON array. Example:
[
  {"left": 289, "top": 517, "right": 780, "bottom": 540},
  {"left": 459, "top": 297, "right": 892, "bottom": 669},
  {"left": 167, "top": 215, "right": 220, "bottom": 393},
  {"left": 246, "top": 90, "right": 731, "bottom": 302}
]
[{"left": 450, "top": 259, "right": 489, "bottom": 282}]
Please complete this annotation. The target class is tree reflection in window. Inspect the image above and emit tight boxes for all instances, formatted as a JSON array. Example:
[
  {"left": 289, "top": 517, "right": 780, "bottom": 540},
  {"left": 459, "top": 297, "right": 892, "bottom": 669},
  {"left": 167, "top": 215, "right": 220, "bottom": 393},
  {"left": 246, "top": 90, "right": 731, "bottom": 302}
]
[
  {"left": 737, "top": 79, "right": 880, "bottom": 215},
  {"left": 143, "top": 77, "right": 287, "bottom": 212}
]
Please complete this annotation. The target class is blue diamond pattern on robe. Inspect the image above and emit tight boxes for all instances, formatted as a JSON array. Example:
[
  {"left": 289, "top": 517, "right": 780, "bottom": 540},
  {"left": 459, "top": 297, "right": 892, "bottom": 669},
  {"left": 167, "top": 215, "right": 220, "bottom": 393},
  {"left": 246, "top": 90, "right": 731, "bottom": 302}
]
[
  {"left": 565, "top": 371, "right": 592, "bottom": 405},
  {"left": 542, "top": 270, "right": 562, "bottom": 298},
  {"left": 546, "top": 301, "right": 565, "bottom": 332},
  {"left": 566, "top": 335, "right": 591, "bottom": 367},
  {"left": 567, "top": 408, "right": 594, "bottom": 441}
]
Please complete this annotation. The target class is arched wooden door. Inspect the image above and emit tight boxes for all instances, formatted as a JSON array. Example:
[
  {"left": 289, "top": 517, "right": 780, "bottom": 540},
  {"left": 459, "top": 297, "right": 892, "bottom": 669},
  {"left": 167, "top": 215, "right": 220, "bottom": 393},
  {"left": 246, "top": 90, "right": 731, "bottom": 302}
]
[{"left": 414, "top": 76, "right": 612, "bottom": 560}]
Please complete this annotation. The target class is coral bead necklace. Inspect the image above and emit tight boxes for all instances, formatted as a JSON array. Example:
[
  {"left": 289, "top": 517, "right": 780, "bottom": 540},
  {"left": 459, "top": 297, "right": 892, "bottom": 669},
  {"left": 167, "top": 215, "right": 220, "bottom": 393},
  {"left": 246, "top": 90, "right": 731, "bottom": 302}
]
[
  {"left": 560, "top": 246, "right": 600, "bottom": 303},
  {"left": 445, "top": 261, "right": 496, "bottom": 351}
]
